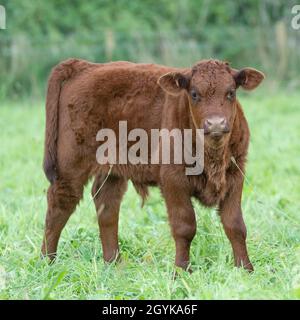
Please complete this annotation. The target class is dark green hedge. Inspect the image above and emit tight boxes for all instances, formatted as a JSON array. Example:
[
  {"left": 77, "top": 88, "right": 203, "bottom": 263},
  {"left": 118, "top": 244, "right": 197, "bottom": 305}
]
[{"left": 0, "top": 0, "right": 299, "bottom": 98}]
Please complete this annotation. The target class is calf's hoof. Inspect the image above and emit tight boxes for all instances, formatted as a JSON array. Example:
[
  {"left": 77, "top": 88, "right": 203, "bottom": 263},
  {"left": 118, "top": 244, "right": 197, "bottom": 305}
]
[
  {"left": 236, "top": 260, "right": 254, "bottom": 273},
  {"left": 40, "top": 251, "right": 57, "bottom": 264},
  {"left": 173, "top": 261, "right": 193, "bottom": 278},
  {"left": 243, "top": 262, "right": 254, "bottom": 273},
  {"left": 103, "top": 250, "right": 121, "bottom": 264}
]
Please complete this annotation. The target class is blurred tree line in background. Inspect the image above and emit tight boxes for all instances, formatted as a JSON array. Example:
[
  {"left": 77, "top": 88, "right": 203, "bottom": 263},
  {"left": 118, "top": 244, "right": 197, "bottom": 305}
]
[{"left": 0, "top": 0, "right": 299, "bottom": 99}]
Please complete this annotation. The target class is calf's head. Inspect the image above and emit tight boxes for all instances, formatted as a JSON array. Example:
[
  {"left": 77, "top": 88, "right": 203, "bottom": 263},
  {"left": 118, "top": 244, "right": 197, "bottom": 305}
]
[{"left": 158, "top": 60, "right": 264, "bottom": 148}]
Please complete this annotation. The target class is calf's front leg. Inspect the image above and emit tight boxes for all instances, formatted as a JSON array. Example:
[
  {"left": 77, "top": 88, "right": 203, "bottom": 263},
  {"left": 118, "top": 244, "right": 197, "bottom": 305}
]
[
  {"left": 219, "top": 177, "right": 253, "bottom": 271},
  {"left": 161, "top": 174, "right": 196, "bottom": 271}
]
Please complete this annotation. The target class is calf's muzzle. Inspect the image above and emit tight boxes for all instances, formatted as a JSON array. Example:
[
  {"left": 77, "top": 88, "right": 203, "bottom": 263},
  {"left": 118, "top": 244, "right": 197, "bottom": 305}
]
[{"left": 204, "top": 116, "right": 229, "bottom": 137}]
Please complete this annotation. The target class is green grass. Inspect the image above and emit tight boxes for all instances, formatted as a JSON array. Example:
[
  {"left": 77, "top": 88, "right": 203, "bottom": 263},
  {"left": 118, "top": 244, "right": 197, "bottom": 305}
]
[{"left": 0, "top": 91, "right": 300, "bottom": 300}]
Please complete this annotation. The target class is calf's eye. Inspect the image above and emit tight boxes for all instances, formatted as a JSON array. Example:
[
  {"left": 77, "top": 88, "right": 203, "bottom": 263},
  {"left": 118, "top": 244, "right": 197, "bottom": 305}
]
[
  {"left": 227, "top": 90, "right": 236, "bottom": 101},
  {"left": 190, "top": 89, "right": 200, "bottom": 102}
]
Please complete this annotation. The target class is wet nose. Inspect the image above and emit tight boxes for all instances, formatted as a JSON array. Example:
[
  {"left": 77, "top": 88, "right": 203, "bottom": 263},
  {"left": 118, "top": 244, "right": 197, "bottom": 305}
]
[{"left": 204, "top": 117, "right": 229, "bottom": 137}]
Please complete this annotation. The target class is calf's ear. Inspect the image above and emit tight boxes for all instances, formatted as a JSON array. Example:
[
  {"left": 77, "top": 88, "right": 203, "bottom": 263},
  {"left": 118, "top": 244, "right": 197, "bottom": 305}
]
[
  {"left": 233, "top": 67, "right": 265, "bottom": 90},
  {"left": 157, "top": 72, "right": 190, "bottom": 96}
]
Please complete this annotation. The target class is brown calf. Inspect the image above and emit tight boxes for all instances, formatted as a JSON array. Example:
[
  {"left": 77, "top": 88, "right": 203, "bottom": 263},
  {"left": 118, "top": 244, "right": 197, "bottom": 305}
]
[{"left": 42, "top": 58, "right": 264, "bottom": 271}]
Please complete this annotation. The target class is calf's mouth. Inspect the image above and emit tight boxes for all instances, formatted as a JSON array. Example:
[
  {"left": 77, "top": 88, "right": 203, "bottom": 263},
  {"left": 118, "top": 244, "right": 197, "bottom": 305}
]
[{"left": 204, "top": 130, "right": 230, "bottom": 149}]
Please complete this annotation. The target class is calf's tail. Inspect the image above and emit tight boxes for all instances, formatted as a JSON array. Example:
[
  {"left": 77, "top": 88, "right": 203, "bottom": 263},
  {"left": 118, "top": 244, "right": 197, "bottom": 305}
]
[{"left": 43, "top": 58, "right": 87, "bottom": 183}]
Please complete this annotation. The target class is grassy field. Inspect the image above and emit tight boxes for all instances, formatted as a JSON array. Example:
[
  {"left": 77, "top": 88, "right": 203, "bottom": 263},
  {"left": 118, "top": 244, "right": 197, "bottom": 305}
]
[{"left": 0, "top": 91, "right": 300, "bottom": 300}]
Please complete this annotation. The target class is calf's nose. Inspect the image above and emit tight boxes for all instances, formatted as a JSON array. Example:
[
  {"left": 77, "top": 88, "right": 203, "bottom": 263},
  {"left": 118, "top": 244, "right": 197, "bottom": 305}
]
[{"left": 204, "top": 116, "right": 229, "bottom": 136}]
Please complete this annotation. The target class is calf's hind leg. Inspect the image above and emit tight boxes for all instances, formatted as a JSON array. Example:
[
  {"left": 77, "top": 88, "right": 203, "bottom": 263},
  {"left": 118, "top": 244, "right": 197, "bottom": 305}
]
[
  {"left": 92, "top": 174, "right": 127, "bottom": 262},
  {"left": 41, "top": 176, "right": 87, "bottom": 261}
]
